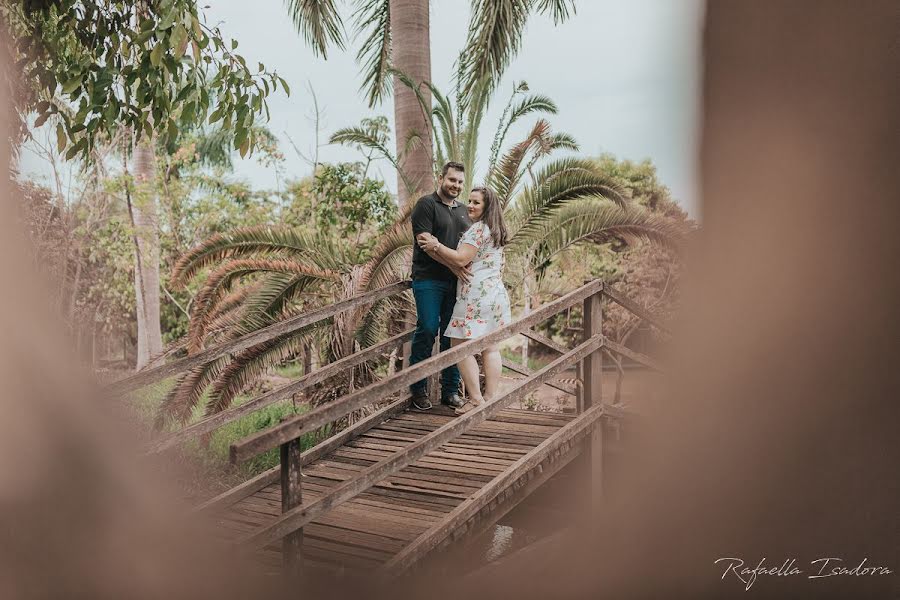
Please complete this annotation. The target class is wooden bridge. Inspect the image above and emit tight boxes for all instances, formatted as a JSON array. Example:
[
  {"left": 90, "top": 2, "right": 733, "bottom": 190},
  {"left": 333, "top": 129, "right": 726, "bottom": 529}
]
[{"left": 113, "top": 279, "right": 665, "bottom": 578}]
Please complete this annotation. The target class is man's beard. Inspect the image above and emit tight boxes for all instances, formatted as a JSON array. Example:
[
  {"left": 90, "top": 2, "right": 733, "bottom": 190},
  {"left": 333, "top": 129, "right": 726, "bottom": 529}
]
[{"left": 442, "top": 185, "right": 459, "bottom": 198}]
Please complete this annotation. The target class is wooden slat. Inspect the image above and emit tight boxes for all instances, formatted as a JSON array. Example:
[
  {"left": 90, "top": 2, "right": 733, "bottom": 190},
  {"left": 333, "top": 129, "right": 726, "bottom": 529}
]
[
  {"left": 253, "top": 483, "right": 446, "bottom": 522},
  {"left": 450, "top": 445, "right": 583, "bottom": 558},
  {"left": 195, "top": 396, "right": 410, "bottom": 512},
  {"left": 602, "top": 286, "right": 671, "bottom": 335},
  {"left": 230, "top": 280, "right": 604, "bottom": 463},
  {"left": 148, "top": 331, "right": 414, "bottom": 454},
  {"left": 239, "top": 334, "right": 604, "bottom": 550},
  {"left": 109, "top": 280, "right": 411, "bottom": 394},
  {"left": 380, "top": 402, "right": 609, "bottom": 576}
]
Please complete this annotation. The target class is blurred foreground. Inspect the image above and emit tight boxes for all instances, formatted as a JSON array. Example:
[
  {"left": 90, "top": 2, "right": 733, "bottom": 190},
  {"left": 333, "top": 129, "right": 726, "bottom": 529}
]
[{"left": 1, "top": 1, "right": 897, "bottom": 598}]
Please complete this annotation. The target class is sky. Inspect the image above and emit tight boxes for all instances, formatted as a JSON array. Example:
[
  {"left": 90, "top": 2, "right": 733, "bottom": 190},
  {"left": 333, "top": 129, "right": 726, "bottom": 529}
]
[{"left": 19, "top": 0, "right": 705, "bottom": 215}]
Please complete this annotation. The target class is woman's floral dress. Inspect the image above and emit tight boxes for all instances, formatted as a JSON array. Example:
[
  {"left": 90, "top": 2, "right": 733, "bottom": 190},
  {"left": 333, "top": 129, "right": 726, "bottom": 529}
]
[{"left": 444, "top": 221, "right": 511, "bottom": 339}]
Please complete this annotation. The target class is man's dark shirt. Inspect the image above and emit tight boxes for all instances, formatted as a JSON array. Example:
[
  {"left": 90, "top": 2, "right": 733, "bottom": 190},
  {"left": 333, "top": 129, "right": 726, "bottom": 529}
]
[{"left": 411, "top": 192, "right": 472, "bottom": 281}]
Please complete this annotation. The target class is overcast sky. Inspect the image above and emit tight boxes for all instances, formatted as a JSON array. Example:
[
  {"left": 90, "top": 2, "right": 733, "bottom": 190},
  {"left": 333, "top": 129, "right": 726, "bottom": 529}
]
[{"left": 20, "top": 0, "right": 705, "bottom": 214}]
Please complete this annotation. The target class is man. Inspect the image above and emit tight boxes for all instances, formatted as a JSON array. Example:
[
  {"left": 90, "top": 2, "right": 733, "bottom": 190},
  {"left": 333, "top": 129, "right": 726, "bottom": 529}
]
[{"left": 408, "top": 161, "right": 472, "bottom": 410}]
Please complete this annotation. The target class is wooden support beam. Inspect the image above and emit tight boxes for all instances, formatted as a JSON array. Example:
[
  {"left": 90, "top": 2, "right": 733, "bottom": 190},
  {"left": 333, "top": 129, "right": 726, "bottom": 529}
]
[
  {"left": 230, "top": 280, "right": 604, "bottom": 464},
  {"left": 146, "top": 330, "right": 414, "bottom": 454},
  {"left": 109, "top": 281, "right": 411, "bottom": 394},
  {"left": 380, "top": 401, "right": 608, "bottom": 577},
  {"left": 602, "top": 286, "right": 671, "bottom": 335},
  {"left": 281, "top": 438, "right": 303, "bottom": 572},
  {"left": 501, "top": 358, "right": 576, "bottom": 396},
  {"left": 603, "top": 339, "right": 665, "bottom": 373},
  {"left": 518, "top": 329, "right": 569, "bottom": 355},
  {"left": 193, "top": 395, "right": 410, "bottom": 513},
  {"left": 582, "top": 290, "right": 603, "bottom": 412},
  {"left": 238, "top": 334, "right": 604, "bottom": 551},
  {"left": 582, "top": 289, "right": 604, "bottom": 513}
]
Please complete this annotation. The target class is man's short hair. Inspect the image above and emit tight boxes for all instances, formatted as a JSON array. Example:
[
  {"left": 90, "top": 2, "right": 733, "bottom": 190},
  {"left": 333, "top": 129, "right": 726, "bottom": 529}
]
[{"left": 441, "top": 161, "right": 465, "bottom": 177}]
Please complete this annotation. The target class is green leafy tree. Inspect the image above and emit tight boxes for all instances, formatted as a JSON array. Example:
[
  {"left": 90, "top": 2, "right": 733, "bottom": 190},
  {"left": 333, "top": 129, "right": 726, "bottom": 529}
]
[
  {"left": 311, "top": 162, "right": 395, "bottom": 242},
  {"left": 3, "top": 0, "right": 291, "bottom": 367},
  {"left": 3, "top": 0, "right": 288, "bottom": 157}
]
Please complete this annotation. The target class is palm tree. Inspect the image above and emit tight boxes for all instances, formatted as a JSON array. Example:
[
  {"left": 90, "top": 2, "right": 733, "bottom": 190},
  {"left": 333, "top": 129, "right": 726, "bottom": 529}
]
[
  {"left": 155, "top": 80, "right": 680, "bottom": 426},
  {"left": 334, "top": 77, "right": 681, "bottom": 268},
  {"left": 155, "top": 216, "right": 412, "bottom": 428},
  {"left": 285, "top": 0, "right": 577, "bottom": 208},
  {"left": 334, "top": 77, "right": 683, "bottom": 362}
]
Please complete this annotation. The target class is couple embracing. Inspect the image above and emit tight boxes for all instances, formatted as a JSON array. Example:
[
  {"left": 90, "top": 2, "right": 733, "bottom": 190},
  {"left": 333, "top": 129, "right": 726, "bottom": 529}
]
[{"left": 407, "top": 161, "right": 512, "bottom": 414}]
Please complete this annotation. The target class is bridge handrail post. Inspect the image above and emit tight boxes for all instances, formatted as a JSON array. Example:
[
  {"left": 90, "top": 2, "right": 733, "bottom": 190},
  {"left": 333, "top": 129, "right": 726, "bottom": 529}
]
[
  {"left": 580, "top": 281, "right": 605, "bottom": 517},
  {"left": 281, "top": 437, "right": 304, "bottom": 573}
]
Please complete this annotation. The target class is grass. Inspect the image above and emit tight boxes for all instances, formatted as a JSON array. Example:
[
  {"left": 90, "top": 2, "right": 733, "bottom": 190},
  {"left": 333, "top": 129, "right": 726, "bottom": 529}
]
[
  {"left": 128, "top": 376, "right": 327, "bottom": 478},
  {"left": 500, "top": 347, "right": 551, "bottom": 372},
  {"left": 273, "top": 361, "right": 305, "bottom": 379}
]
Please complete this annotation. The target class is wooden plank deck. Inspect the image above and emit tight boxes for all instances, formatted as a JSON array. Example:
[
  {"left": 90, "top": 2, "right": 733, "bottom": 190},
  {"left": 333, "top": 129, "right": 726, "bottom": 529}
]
[{"left": 212, "top": 404, "right": 575, "bottom": 573}]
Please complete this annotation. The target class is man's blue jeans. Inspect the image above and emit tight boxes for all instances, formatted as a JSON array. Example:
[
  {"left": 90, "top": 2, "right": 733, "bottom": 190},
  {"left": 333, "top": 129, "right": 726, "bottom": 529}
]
[{"left": 409, "top": 279, "right": 460, "bottom": 398}]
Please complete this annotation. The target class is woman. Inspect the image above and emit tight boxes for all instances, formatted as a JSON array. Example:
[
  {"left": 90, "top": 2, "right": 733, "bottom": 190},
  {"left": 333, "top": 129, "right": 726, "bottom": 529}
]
[{"left": 417, "top": 186, "right": 512, "bottom": 413}]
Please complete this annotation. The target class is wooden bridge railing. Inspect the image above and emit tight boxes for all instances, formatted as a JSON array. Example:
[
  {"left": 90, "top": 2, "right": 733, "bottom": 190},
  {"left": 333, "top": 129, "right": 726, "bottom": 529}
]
[
  {"left": 109, "top": 281, "right": 414, "bottom": 455},
  {"left": 112, "top": 276, "right": 665, "bottom": 574},
  {"left": 222, "top": 279, "right": 663, "bottom": 574},
  {"left": 109, "top": 280, "right": 412, "bottom": 396}
]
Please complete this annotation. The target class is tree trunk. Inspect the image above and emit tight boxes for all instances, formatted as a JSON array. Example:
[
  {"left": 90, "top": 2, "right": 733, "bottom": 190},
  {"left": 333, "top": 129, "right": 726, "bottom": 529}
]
[
  {"left": 130, "top": 137, "right": 163, "bottom": 369},
  {"left": 390, "top": 0, "right": 433, "bottom": 209}
]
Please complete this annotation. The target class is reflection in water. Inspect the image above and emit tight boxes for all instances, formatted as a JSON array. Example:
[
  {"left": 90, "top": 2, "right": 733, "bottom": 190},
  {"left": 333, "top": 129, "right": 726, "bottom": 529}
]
[{"left": 486, "top": 525, "right": 514, "bottom": 562}]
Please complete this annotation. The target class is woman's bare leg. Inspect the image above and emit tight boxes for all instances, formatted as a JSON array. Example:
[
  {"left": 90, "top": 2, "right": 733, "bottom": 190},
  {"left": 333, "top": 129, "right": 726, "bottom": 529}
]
[
  {"left": 451, "top": 338, "right": 483, "bottom": 404},
  {"left": 482, "top": 344, "right": 502, "bottom": 401}
]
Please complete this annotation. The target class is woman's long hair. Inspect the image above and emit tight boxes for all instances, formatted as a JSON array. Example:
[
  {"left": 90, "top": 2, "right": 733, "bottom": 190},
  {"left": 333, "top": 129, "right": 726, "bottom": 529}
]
[{"left": 472, "top": 186, "right": 509, "bottom": 247}]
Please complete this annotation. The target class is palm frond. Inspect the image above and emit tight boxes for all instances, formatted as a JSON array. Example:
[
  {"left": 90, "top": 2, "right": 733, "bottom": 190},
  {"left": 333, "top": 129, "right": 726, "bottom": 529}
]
[
  {"left": 170, "top": 226, "right": 351, "bottom": 286},
  {"left": 366, "top": 228, "right": 413, "bottom": 289},
  {"left": 525, "top": 201, "right": 684, "bottom": 271},
  {"left": 391, "top": 68, "right": 435, "bottom": 133},
  {"left": 329, "top": 264, "right": 372, "bottom": 362},
  {"left": 237, "top": 272, "right": 327, "bottom": 330},
  {"left": 155, "top": 356, "right": 229, "bottom": 428},
  {"left": 287, "top": 0, "right": 346, "bottom": 58},
  {"left": 534, "top": 0, "right": 576, "bottom": 23},
  {"left": 458, "top": 0, "right": 531, "bottom": 100},
  {"left": 186, "top": 259, "right": 339, "bottom": 352},
  {"left": 487, "top": 85, "right": 557, "bottom": 175},
  {"left": 205, "top": 322, "right": 324, "bottom": 416},
  {"left": 329, "top": 124, "right": 419, "bottom": 194},
  {"left": 507, "top": 157, "right": 628, "bottom": 245},
  {"left": 353, "top": 0, "right": 392, "bottom": 107},
  {"left": 508, "top": 93, "right": 558, "bottom": 123},
  {"left": 492, "top": 118, "right": 553, "bottom": 204},
  {"left": 461, "top": 78, "right": 492, "bottom": 180},
  {"left": 427, "top": 83, "right": 458, "bottom": 163},
  {"left": 329, "top": 125, "right": 398, "bottom": 164},
  {"left": 366, "top": 200, "right": 414, "bottom": 272},
  {"left": 547, "top": 131, "right": 578, "bottom": 152}
]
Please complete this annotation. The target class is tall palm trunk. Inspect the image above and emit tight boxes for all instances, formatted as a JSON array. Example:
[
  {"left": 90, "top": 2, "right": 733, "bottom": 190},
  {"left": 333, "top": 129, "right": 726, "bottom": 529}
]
[
  {"left": 130, "top": 137, "right": 163, "bottom": 369},
  {"left": 390, "top": 0, "right": 433, "bottom": 208}
]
